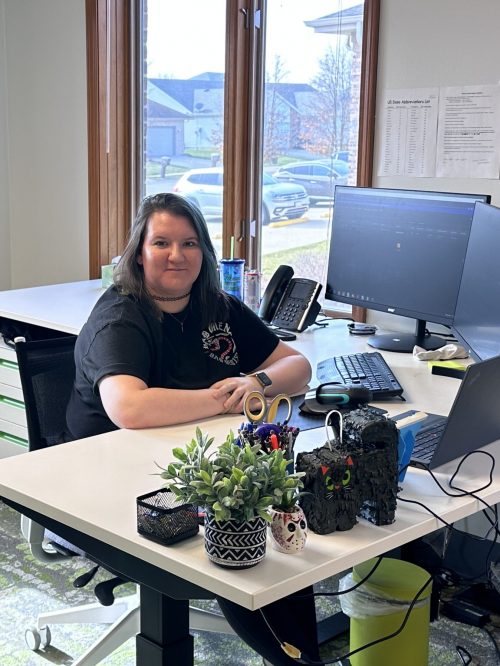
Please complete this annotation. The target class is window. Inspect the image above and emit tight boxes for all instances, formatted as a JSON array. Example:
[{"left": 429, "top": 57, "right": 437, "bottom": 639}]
[{"left": 86, "top": 0, "right": 379, "bottom": 322}]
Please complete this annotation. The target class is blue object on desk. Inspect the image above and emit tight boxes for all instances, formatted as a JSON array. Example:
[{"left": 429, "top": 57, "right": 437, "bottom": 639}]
[{"left": 398, "top": 420, "right": 424, "bottom": 481}]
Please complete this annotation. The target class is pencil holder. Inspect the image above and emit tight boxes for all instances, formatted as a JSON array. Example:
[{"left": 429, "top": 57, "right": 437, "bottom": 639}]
[
  {"left": 136, "top": 488, "right": 199, "bottom": 545},
  {"left": 238, "top": 423, "right": 299, "bottom": 472}
]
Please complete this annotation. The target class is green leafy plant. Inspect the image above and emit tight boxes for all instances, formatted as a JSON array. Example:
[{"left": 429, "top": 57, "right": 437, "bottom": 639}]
[{"left": 158, "top": 427, "right": 304, "bottom": 523}]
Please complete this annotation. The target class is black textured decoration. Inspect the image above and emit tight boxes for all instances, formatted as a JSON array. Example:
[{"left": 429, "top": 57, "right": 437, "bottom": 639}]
[{"left": 296, "top": 407, "right": 399, "bottom": 534}]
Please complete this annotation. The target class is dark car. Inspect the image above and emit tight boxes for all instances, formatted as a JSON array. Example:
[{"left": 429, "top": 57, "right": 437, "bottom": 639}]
[{"left": 273, "top": 160, "right": 349, "bottom": 204}]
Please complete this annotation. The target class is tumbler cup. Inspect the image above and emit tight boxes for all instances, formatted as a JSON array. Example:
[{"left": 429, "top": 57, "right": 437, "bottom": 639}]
[{"left": 219, "top": 259, "right": 245, "bottom": 301}]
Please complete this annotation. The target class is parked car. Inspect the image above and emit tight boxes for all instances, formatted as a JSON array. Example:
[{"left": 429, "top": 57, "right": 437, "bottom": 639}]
[
  {"left": 173, "top": 168, "right": 309, "bottom": 225},
  {"left": 332, "top": 150, "right": 350, "bottom": 163},
  {"left": 272, "top": 160, "right": 349, "bottom": 204}
]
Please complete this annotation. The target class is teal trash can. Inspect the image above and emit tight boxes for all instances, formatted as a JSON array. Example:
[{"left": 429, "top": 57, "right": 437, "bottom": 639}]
[{"left": 340, "top": 558, "right": 432, "bottom": 666}]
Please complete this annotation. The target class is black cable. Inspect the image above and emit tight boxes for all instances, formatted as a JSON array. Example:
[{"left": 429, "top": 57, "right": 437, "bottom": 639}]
[
  {"left": 424, "top": 323, "right": 455, "bottom": 339},
  {"left": 259, "top": 450, "right": 498, "bottom": 664},
  {"left": 456, "top": 645, "right": 473, "bottom": 665},
  {"left": 483, "top": 625, "right": 500, "bottom": 661},
  {"left": 398, "top": 450, "right": 495, "bottom": 510},
  {"left": 259, "top": 575, "right": 433, "bottom": 665},
  {"left": 316, "top": 315, "right": 354, "bottom": 325},
  {"left": 426, "top": 332, "right": 457, "bottom": 341},
  {"left": 398, "top": 450, "right": 499, "bottom": 581},
  {"left": 289, "top": 556, "right": 384, "bottom": 600}
]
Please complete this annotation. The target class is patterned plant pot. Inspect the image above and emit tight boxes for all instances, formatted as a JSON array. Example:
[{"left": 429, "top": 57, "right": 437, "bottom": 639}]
[
  {"left": 204, "top": 513, "right": 267, "bottom": 569},
  {"left": 268, "top": 505, "right": 307, "bottom": 553}
]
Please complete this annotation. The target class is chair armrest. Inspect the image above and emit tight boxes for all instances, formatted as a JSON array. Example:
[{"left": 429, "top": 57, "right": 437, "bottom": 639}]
[{"left": 20, "top": 514, "right": 69, "bottom": 563}]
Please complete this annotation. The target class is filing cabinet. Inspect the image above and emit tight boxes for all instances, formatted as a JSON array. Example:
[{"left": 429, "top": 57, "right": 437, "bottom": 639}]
[{"left": 0, "top": 339, "right": 28, "bottom": 457}]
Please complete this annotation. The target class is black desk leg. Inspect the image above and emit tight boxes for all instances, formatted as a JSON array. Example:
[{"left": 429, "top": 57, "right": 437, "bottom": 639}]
[{"left": 136, "top": 586, "right": 194, "bottom": 666}]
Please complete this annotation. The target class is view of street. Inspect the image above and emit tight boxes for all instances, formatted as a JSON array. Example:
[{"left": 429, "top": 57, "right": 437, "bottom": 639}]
[{"left": 145, "top": 172, "right": 333, "bottom": 259}]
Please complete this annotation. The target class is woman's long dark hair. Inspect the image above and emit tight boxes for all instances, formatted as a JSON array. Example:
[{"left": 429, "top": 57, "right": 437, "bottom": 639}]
[{"left": 114, "top": 193, "right": 229, "bottom": 325}]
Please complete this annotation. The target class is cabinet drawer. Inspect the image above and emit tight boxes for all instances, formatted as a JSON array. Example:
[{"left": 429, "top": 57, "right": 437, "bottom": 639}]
[
  {"left": 0, "top": 417, "right": 29, "bottom": 457},
  {"left": 0, "top": 383, "right": 27, "bottom": 427},
  {"left": 0, "top": 339, "right": 21, "bottom": 389}
]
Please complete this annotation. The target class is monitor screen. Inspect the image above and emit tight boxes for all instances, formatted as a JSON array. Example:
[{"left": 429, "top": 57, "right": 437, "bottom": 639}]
[
  {"left": 325, "top": 186, "right": 491, "bottom": 352},
  {"left": 452, "top": 202, "right": 500, "bottom": 361}
]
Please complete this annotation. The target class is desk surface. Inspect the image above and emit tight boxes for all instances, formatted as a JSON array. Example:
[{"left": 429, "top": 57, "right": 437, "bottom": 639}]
[
  {"left": 0, "top": 279, "right": 103, "bottom": 334},
  {"left": 0, "top": 310, "right": 498, "bottom": 611}
]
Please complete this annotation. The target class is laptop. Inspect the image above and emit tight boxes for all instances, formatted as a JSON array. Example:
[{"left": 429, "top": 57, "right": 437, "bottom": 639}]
[{"left": 393, "top": 354, "right": 500, "bottom": 469}]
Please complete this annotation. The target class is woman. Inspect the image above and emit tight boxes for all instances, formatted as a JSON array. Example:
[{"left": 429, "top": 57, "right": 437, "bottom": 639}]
[
  {"left": 65, "top": 193, "right": 318, "bottom": 665},
  {"left": 66, "top": 193, "right": 311, "bottom": 440}
]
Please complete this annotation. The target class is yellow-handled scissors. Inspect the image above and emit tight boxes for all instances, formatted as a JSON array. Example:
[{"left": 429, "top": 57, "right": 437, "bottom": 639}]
[{"left": 243, "top": 391, "right": 292, "bottom": 427}]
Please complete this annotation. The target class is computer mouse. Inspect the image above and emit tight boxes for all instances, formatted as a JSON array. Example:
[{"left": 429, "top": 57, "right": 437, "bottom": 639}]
[
  {"left": 299, "top": 383, "right": 373, "bottom": 416},
  {"left": 316, "top": 382, "right": 372, "bottom": 406}
]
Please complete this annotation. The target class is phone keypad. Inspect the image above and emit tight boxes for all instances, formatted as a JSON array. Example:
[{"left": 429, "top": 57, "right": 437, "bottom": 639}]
[{"left": 274, "top": 298, "right": 305, "bottom": 326}]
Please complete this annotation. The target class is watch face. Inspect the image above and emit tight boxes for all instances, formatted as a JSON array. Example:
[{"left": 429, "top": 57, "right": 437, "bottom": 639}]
[{"left": 255, "top": 372, "right": 272, "bottom": 388}]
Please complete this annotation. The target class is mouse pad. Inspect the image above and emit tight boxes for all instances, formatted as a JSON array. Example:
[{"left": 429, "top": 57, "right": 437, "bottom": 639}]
[{"left": 272, "top": 395, "right": 385, "bottom": 432}]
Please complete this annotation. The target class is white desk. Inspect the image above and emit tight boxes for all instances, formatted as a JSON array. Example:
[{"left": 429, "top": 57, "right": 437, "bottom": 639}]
[
  {"left": 0, "top": 281, "right": 498, "bottom": 664},
  {"left": 0, "top": 279, "right": 103, "bottom": 335},
  {"left": 0, "top": 280, "right": 104, "bottom": 456}
]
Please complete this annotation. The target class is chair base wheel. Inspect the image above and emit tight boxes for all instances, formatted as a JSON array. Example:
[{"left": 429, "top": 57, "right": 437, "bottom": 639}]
[{"left": 25, "top": 625, "right": 51, "bottom": 651}]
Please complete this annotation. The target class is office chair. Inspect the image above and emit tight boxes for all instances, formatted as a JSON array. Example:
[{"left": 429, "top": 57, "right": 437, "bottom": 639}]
[{"left": 14, "top": 336, "right": 234, "bottom": 665}]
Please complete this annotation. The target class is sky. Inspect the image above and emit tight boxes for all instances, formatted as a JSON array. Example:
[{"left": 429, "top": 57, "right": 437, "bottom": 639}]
[{"left": 146, "top": 0, "right": 362, "bottom": 84}]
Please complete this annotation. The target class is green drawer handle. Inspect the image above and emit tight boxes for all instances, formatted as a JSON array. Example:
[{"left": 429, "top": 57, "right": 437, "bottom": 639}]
[
  {"left": 0, "top": 431, "right": 28, "bottom": 447},
  {"left": 0, "top": 358, "right": 18, "bottom": 371},
  {"left": 0, "top": 395, "right": 24, "bottom": 409}
]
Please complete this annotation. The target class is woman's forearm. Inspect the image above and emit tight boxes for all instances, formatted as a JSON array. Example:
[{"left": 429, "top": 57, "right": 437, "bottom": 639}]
[
  {"left": 99, "top": 375, "right": 230, "bottom": 429},
  {"left": 255, "top": 354, "right": 311, "bottom": 397}
]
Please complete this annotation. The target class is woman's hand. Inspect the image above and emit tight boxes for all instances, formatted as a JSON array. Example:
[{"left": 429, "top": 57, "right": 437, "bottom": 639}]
[{"left": 210, "top": 375, "right": 261, "bottom": 414}]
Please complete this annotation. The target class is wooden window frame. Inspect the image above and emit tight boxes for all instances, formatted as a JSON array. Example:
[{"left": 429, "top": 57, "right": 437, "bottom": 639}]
[
  {"left": 86, "top": 0, "right": 379, "bottom": 325},
  {"left": 86, "top": 0, "right": 136, "bottom": 278}
]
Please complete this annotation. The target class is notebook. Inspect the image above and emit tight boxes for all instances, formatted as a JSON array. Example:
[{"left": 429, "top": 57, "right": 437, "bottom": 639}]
[{"left": 393, "top": 354, "right": 500, "bottom": 469}]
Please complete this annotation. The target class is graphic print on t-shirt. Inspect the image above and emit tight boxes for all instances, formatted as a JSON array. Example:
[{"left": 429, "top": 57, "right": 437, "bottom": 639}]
[{"left": 202, "top": 322, "right": 239, "bottom": 366}]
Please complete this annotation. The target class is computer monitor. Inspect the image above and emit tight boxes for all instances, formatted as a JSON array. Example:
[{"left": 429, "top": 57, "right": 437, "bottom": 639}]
[
  {"left": 452, "top": 202, "right": 500, "bottom": 361},
  {"left": 325, "top": 186, "right": 491, "bottom": 352}
]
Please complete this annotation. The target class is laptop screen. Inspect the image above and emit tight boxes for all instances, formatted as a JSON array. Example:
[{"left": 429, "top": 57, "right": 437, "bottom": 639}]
[{"left": 430, "top": 354, "right": 500, "bottom": 468}]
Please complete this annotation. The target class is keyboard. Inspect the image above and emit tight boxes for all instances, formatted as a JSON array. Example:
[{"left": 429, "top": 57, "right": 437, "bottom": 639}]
[
  {"left": 316, "top": 351, "right": 404, "bottom": 400},
  {"left": 411, "top": 417, "right": 447, "bottom": 463}
]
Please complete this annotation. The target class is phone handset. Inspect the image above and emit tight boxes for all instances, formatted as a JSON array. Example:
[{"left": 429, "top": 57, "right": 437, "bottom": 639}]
[
  {"left": 258, "top": 264, "right": 294, "bottom": 323},
  {"left": 259, "top": 265, "right": 322, "bottom": 332}
]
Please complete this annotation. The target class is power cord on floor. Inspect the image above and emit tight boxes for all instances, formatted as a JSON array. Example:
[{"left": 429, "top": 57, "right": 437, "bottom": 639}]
[{"left": 483, "top": 624, "right": 500, "bottom": 661}]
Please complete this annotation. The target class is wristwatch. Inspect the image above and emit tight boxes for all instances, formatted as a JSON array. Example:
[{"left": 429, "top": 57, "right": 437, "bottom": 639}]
[{"left": 252, "top": 371, "right": 272, "bottom": 393}]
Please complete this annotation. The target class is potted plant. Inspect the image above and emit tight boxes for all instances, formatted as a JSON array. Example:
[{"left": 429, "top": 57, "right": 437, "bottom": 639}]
[{"left": 159, "top": 427, "right": 305, "bottom": 568}]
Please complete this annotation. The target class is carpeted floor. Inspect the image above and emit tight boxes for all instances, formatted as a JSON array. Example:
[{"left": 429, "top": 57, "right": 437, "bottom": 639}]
[{"left": 1, "top": 499, "right": 499, "bottom": 665}]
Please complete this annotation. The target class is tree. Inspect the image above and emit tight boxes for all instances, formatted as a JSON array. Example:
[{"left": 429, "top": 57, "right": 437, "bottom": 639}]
[
  {"left": 300, "top": 44, "right": 352, "bottom": 156},
  {"left": 263, "top": 55, "right": 290, "bottom": 164}
]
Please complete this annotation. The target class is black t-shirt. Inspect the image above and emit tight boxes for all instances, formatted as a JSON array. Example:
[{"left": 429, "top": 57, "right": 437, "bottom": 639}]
[{"left": 66, "top": 287, "right": 279, "bottom": 440}]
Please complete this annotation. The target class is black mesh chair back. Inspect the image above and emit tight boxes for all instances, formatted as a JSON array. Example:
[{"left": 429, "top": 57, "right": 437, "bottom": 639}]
[{"left": 14, "top": 336, "right": 76, "bottom": 451}]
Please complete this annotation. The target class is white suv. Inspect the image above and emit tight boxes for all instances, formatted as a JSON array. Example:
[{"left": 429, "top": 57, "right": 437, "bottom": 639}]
[{"left": 173, "top": 167, "right": 309, "bottom": 224}]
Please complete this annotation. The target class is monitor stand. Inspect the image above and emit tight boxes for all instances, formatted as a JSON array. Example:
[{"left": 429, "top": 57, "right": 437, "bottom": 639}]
[{"left": 367, "top": 319, "right": 446, "bottom": 353}]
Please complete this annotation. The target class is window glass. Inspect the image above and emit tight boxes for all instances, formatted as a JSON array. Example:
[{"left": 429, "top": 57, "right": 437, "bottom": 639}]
[
  {"left": 143, "top": 0, "right": 226, "bottom": 257},
  {"left": 262, "top": 1, "right": 362, "bottom": 306},
  {"left": 140, "top": 0, "right": 364, "bottom": 313}
]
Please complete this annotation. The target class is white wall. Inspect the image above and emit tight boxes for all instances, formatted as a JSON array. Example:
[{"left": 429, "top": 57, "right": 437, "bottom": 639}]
[
  {"left": 1, "top": 0, "right": 88, "bottom": 290},
  {"left": 367, "top": 0, "right": 500, "bottom": 331},
  {"left": 0, "top": 1, "right": 11, "bottom": 288}
]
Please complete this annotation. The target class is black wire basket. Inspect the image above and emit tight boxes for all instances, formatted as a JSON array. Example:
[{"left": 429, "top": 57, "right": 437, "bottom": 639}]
[{"left": 136, "top": 488, "right": 199, "bottom": 545}]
